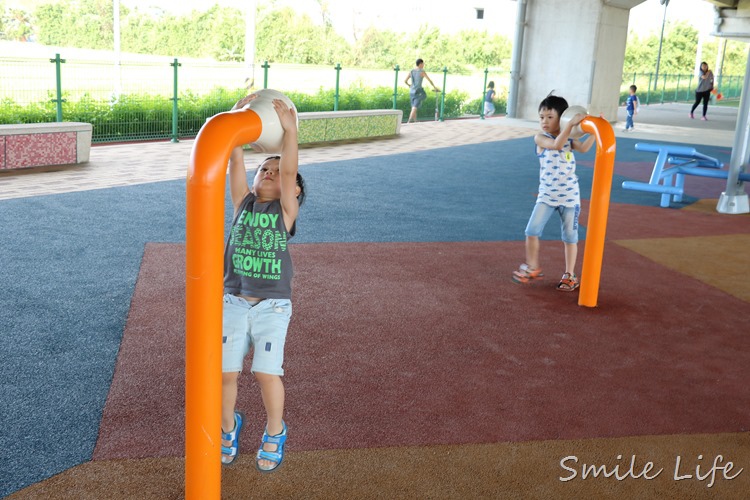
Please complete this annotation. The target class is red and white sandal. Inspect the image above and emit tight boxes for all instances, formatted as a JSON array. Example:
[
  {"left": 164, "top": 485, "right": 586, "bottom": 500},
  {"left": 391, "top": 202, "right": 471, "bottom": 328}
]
[
  {"left": 556, "top": 272, "right": 580, "bottom": 292},
  {"left": 512, "top": 264, "right": 544, "bottom": 284}
]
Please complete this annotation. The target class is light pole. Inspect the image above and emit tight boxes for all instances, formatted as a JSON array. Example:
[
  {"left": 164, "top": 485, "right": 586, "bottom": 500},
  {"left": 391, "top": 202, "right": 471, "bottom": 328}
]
[
  {"left": 245, "top": 0, "right": 257, "bottom": 89},
  {"left": 113, "top": 0, "right": 121, "bottom": 99},
  {"left": 654, "top": 0, "right": 669, "bottom": 90}
]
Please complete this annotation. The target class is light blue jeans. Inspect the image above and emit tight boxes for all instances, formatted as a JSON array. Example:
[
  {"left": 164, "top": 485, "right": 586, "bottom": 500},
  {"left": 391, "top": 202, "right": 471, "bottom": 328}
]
[
  {"left": 525, "top": 202, "right": 580, "bottom": 244},
  {"left": 222, "top": 294, "right": 292, "bottom": 376}
]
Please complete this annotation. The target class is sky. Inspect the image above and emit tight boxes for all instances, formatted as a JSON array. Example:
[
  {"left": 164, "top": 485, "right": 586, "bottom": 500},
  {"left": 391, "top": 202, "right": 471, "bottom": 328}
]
[
  {"left": 118, "top": 0, "right": 717, "bottom": 39},
  {"left": 629, "top": 0, "right": 715, "bottom": 37}
]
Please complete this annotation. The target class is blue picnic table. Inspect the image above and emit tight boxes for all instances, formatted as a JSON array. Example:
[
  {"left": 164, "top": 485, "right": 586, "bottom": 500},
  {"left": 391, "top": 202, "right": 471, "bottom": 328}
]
[{"left": 621, "top": 143, "right": 749, "bottom": 207}]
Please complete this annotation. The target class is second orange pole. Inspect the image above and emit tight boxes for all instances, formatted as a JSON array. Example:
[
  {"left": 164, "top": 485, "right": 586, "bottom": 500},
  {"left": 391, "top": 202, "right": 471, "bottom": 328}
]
[{"left": 578, "top": 116, "right": 616, "bottom": 308}]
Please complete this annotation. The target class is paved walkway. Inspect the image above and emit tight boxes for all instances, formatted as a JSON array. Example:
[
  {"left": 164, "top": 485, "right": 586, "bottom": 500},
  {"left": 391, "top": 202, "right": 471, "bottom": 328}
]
[{"left": 0, "top": 103, "right": 739, "bottom": 201}]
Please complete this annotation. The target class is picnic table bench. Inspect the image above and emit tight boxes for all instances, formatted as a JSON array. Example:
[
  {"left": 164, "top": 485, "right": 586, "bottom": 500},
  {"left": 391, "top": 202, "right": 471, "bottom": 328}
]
[{"left": 621, "top": 142, "right": 750, "bottom": 207}]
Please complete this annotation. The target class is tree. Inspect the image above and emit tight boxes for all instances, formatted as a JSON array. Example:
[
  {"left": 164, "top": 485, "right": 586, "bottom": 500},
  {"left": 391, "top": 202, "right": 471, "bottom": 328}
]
[
  {"left": 402, "top": 25, "right": 457, "bottom": 72},
  {"left": 255, "top": 6, "right": 344, "bottom": 64},
  {"left": 24, "top": 0, "right": 737, "bottom": 81},
  {"left": 659, "top": 22, "right": 699, "bottom": 74},
  {"left": 453, "top": 30, "right": 511, "bottom": 70},
  {"left": 354, "top": 27, "right": 404, "bottom": 67},
  {"left": 209, "top": 7, "right": 245, "bottom": 62},
  {"left": 4, "top": 8, "right": 34, "bottom": 41},
  {"left": 34, "top": 0, "right": 116, "bottom": 49},
  {"left": 121, "top": 11, "right": 160, "bottom": 54},
  {"left": 33, "top": 3, "right": 67, "bottom": 45},
  {"left": 719, "top": 40, "right": 749, "bottom": 75},
  {"left": 624, "top": 20, "right": 746, "bottom": 77}
]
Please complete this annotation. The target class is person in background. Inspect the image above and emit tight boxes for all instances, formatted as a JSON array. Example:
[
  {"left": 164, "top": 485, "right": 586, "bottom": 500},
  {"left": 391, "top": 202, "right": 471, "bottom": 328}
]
[
  {"left": 404, "top": 58, "right": 440, "bottom": 123},
  {"left": 690, "top": 61, "right": 714, "bottom": 121},
  {"left": 623, "top": 85, "right": 639, "bottom": 132},
  {"left": 484, "top": 81, "right": 496, "bottom": 118}
]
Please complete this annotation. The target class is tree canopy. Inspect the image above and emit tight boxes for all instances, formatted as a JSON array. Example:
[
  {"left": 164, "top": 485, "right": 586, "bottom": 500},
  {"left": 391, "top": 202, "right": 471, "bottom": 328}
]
[
  {"left": 624, "top": 20, "right": 747, "bottom": 75},
  {"left": 0, "top": 1, "right": 746, "bottom": 76}
]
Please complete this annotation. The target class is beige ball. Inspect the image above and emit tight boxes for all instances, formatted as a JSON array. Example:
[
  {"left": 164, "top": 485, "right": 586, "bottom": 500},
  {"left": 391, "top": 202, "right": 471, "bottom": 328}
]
[
  {"left": 241, "top": 88, "right": 299, "bottom": 154},
  {"left": 560, "top": 105, "right": 588, "bottom": 139}
]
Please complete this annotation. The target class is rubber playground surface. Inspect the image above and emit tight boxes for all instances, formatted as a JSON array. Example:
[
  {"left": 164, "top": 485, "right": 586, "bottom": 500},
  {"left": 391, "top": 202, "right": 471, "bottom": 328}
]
[{"left": 1, "top": 105, "right": 749, "bottom": 499}]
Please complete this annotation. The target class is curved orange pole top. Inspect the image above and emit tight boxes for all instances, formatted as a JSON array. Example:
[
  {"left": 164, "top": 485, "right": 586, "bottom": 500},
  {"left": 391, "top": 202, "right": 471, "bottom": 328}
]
[
  {"left": 188, "top": 110, "right": 264, "bottom": 187},
  {"left": 578, "top": 116, "right": 616, "bottom": 308}
]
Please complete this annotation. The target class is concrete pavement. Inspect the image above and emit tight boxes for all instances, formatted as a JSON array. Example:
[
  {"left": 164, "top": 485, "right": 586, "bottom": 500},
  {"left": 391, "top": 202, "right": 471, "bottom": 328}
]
[{"left": 0, "top": 103, "right": 740, "bottom": 202}]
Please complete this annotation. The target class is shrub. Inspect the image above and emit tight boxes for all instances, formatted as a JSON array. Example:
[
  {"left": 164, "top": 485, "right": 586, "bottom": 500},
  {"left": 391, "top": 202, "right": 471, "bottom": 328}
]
[{"left": 0, "top": 84, "right": 488, "bottom": 143}]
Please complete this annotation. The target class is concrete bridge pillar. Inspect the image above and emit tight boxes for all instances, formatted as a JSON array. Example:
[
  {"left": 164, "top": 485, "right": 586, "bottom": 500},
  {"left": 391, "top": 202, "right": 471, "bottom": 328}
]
[{"left": 515, "top": 0, "right": 636, "bottom": 121}]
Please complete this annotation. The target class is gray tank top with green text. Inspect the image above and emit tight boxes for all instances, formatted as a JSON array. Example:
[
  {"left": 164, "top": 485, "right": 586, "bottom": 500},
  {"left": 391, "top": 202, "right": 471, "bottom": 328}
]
[{"left": 223, "top": 193, "right": 295, "bottom": 299}]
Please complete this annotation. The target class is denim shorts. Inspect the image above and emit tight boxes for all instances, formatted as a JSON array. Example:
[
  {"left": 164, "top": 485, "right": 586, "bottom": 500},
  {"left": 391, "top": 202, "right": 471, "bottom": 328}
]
[
  {"left": 525, "top": 202, "right": 580, "bottom": 244},
  {"left": 410, "top": 88, "right": 426, "bottom": 108},
  {"left": 222, "top": 294, "right": 292, "bottom": 376}
]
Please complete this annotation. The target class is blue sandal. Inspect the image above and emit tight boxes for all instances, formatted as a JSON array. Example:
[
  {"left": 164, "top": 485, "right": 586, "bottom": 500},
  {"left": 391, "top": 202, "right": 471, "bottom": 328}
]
[
  {"left": 255, "top": 421, "right": 287, "bottom": 473},
  {"left": 221, "top": 411, "right": 244, "bottom": 465}
]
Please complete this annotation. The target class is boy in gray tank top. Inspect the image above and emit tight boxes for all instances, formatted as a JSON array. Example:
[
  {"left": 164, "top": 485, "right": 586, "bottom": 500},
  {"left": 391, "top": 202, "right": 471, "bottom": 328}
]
[{"left": 220, "top": 93, "right": 306, "bottom": 474}]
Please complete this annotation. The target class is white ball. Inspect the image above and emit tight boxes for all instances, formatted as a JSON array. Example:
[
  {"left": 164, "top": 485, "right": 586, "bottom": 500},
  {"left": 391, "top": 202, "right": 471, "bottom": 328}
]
[
  {"left": 560, "top": 105, "right": 588, "bottom": 139},
  {"left": 241, "top": 89, "right": 299, "bottom": 154}
]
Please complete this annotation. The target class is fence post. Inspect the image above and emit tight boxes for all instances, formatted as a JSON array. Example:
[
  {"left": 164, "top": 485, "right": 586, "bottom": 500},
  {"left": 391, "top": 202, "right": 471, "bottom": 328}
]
[
  {"left": 49, "top": 53, "right": 66, "bottom": 122},
  {"left": 392, "top": 65, "right": 400, "bottom": 110},
  {"left": 334, "top": 63, "right": 342, "bottom": 111},
  {"left": 480, "top": 68, "right": 488, "bottom": 120},
  {"left": 439, "top": 67, "right": 448, "bottom": 122},
  {"left": 646, "top": 73, "right": 653, "bottom": 105},
  {"left": 687, "top": 75, "right": 694, "bottom": 101},
  {"left": 674, "top": 74, "right": 681, "bottom": 101},
  {"left": 170, "top": 58, "right": 181, "bottom": 143},
  {"left": 262, "top": 61, "right": 270, "bottom": 89},
  {"left": 719, "top": 75, "right": 732, "bottom": 97},
  {"left": 660, "top": 73, "right": 667, "bottom": 104}
]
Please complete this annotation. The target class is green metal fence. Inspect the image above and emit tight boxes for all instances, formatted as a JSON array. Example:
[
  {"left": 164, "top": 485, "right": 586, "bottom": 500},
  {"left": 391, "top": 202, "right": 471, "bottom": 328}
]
[
  {"left": 621, "top": 71, "right": 744, "bottom": 105},
  {"left": 3, "top": 54, "right": 743, "bottom": 144},
  {"left": 0, "top": 53, "right": 512, "bottom": 144}
]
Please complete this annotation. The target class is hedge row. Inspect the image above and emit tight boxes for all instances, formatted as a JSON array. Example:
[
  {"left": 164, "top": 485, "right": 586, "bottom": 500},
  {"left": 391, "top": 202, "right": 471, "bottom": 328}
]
[{"left": 0, "top": 86, "right": 509, "bottom": 143}]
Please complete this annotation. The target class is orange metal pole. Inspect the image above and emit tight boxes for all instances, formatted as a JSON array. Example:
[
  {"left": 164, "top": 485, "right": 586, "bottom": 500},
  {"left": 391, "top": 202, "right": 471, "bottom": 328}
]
[
  {"left": 185, "top": 109, "right": 263, "bottom": 499},
  {"left": 578, "top": 116, "right": 616, "bottom": 308}
]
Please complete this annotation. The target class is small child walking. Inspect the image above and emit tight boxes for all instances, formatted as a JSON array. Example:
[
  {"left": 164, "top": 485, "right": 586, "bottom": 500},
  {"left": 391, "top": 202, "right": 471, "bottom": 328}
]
[
  {"left": 220, "top": 93, "right": 306, "bottom": 473},
  {"left": 624, "top": 85, "right": 639, "bottom": 132},
  {"left": 484, "top": 81, "right": 496, "bottom": 117},
  {"left": 512, "top": 94, "right": 595, "bottom": 291}
]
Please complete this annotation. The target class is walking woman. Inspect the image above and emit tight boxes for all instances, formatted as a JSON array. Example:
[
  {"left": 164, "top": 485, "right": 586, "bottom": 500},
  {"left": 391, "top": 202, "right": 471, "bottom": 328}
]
[{"left": 690, "top": 61, "right": 714, "bottom": 121}]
